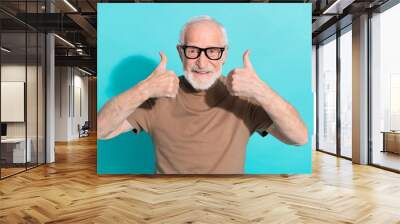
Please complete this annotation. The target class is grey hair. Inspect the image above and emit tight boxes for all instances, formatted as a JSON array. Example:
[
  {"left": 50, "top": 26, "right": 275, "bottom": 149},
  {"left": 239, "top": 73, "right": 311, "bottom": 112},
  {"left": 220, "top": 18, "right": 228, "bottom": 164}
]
[{"left": 179, "top": 15, "right": 228, "bottom": 45}]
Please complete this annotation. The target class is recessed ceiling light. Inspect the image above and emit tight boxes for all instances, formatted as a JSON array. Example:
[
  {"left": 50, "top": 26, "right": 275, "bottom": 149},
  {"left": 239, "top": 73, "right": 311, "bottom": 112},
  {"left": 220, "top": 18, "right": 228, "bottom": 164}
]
[
  {"left": 63, "top": 0, "right": 78, "bottom": 12},
  {"left": 77, "top": 67, "right": 92, "bottom": 76},
  {"left": 54, "top": 34, "right": 75, "bottom": 48},
  {"left": 322, "top": 0, "right": 354, "bottom": 15},
  {"left": 1, "top": 47, "right": 11, "bottom": 53}
]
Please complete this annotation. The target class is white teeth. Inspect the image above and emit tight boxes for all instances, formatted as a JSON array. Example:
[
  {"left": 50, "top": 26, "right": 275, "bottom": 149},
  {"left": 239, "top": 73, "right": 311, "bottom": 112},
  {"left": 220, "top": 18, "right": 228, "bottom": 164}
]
[{"left": 194, "top": 71, "right": 210, "bottom": 74}]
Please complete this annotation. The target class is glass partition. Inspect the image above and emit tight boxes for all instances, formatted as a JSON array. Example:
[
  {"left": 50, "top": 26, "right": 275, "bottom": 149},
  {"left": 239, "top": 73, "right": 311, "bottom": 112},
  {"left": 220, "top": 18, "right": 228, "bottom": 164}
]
[
  {"left": 1, "top": 30, "right": 28, "bottom": 178},
  {"left": 0, "top": 1, "right": 46, "bottom": 179}
]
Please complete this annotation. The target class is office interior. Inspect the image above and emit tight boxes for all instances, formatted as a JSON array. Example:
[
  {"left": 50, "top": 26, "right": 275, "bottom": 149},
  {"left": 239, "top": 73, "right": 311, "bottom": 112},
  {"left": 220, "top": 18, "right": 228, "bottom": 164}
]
[
  {"left": 0, "top": 0, "right": 399, "bottom": 223},
  {"left": 1, "top": 0, "right": 97, "bottom": 179}
]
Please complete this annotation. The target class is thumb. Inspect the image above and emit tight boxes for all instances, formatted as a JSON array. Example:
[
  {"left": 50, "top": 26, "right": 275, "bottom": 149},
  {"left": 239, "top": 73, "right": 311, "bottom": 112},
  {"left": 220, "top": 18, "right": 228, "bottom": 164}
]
[
  {"left": 243, "top": 49, "right": 253, "bottom": 70},
  {"left": 154, "top": 51, "right": 167, "bottom": 74}
]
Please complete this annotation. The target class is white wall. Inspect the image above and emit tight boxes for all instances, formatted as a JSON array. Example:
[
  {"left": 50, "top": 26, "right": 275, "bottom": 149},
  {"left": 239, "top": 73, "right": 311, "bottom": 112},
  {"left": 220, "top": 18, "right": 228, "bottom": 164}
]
[
  {"left": 54, "top": 67, "right": 89, "bottom": 141},
  {"left": 1, "top": 63, "right": 46, "bottom": 164},
  {"left": 1, "top": 65, "right": 39, "bottom": 138},
  {"left": 1, "top": 66, "right": 26, "bottom": 137},
  {"left": 55, "top": 66, "right": 69, "bottom": 141}
]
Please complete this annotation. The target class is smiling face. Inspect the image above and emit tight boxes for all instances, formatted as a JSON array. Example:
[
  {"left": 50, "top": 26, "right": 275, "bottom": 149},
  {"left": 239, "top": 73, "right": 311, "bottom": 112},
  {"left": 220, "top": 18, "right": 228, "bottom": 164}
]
[{"left": 178, "top": 20, "right": 227, "bottom": 91}]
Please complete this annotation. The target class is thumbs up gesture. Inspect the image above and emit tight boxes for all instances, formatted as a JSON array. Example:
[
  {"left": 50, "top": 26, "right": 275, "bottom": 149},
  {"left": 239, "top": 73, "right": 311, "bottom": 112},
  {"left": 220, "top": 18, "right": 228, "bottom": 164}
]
[
  {"left": 226, "top": 50, "right": 266, "bottom": 104},
  {"left": 141, "top": 52, "right": 180, "bottom": 99}
]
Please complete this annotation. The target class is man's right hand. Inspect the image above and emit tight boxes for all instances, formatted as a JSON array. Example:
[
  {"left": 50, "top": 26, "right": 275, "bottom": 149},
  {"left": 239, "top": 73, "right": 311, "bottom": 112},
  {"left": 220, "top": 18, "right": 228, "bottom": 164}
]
[
  {"left": 140, "top": 52, "right": 180, "bottom": 99},
  {"left": 98, "top": 51, "right": 179, "bottom": 139}
]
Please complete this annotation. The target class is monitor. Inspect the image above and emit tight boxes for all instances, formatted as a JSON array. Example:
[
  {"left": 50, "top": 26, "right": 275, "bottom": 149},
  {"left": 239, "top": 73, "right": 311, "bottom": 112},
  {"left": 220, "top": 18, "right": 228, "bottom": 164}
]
[{"left": 1, "top": 123, "right": 7, "bottom": 137}]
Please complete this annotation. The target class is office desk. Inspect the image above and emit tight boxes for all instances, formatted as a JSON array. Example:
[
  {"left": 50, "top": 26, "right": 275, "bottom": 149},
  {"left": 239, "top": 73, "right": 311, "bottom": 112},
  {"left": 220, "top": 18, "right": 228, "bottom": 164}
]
[
  {"left": 1, "top": 138, "right": 31, "bottom": 163},
  {"left": 381, "top": 131, "right": 400, "bottom": 154}
]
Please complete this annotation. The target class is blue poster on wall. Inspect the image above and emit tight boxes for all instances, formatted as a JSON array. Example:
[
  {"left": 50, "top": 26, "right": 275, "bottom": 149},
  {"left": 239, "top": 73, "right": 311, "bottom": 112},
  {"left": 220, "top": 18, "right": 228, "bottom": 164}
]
[{"left": 97, "top": 3, "right": 313, "bottom": 174}]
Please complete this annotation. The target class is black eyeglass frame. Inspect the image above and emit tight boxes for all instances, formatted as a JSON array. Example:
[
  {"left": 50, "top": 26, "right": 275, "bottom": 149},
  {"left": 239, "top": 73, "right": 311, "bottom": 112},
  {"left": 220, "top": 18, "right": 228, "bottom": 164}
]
[{"left": 179, "top": 45, "right": 226, "bottom": 60}]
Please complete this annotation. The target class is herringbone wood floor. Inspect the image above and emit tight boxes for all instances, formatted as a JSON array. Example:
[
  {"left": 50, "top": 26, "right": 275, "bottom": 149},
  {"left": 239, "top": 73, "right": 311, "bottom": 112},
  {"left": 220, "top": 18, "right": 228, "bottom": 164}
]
[{"left": 1, "top": 135, "right": 400, "bottom": 224}]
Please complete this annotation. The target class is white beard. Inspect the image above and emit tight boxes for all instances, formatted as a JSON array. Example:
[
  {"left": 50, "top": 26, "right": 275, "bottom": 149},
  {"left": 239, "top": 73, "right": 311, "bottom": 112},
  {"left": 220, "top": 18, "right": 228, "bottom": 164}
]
[{"left": 184, "top": 67, "right": 221, "bottom": 91}]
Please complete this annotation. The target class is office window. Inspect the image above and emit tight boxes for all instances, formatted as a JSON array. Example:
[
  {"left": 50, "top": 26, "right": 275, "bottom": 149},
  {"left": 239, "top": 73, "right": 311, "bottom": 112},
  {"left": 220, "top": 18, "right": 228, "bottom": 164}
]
[
  {"left": 339, "top": 27, "right": 352, "bottom": 158},
  {"left": 318, "top": 35, "right": 337, "bottom": 154},
  {"left": 371, "top": 3, "right": 400, "bottom": 171}
]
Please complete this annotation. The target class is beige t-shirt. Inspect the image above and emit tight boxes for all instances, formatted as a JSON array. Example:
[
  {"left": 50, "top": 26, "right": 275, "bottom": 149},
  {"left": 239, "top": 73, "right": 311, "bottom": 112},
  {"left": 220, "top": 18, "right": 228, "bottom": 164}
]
[{"left": 127, "top": 76, "right": 273, "bottom": 174}]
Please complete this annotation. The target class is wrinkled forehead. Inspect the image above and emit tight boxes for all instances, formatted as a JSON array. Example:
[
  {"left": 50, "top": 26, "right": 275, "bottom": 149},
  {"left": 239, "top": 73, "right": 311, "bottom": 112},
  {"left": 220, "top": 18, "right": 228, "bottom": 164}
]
[{"left": 183, "top": 21, "right": 226, "bottom": 47}]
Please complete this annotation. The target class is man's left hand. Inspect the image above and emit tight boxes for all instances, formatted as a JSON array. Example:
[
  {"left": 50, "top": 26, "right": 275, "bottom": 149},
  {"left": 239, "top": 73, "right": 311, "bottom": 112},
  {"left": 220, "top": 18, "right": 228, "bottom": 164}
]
[{"left": 226, "top": 50, "right": 269, "bottom": 104}]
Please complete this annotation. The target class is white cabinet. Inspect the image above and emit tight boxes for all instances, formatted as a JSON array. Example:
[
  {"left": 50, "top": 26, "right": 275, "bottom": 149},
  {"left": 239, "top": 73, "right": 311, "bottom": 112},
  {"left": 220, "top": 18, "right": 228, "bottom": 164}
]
[{"left": 1, "top": 138, "right": 32, "bottom": 163}]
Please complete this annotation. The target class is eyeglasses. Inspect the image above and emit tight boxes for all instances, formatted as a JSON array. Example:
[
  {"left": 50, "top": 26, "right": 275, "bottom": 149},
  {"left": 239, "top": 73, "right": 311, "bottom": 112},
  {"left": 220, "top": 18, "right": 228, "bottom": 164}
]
[{"left": 180, "top": 45, "right": 225, "bottom": 60}]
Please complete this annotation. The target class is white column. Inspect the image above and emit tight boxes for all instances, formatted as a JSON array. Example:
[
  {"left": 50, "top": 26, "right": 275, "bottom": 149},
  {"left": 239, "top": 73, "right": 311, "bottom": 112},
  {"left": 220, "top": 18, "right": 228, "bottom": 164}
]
[
  {"left": 46, "top": 1, "right": 55, "bottom": 163},
  {"left": 352, "top": 14, "right": 369, "bottom": 164}
]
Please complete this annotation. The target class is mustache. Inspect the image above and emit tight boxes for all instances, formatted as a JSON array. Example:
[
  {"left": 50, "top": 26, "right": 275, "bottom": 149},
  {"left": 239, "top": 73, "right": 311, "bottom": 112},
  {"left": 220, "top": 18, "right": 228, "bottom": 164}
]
[{"left": 190, "top": 65, "right": 214, "bottom": 73}]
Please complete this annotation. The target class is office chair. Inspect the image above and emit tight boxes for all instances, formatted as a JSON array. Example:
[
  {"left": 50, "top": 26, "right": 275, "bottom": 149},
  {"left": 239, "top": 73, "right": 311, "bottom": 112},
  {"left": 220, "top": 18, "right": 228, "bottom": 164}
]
[{"left": 78, "top": 121, "right": 90, "bottom": 138}]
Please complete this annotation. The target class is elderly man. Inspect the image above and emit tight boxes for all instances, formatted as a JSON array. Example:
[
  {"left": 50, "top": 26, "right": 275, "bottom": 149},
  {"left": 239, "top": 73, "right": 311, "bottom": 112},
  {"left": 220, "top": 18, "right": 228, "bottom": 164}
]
[{"left": 98, "top": 16, "right": 308, "bottom": 174}]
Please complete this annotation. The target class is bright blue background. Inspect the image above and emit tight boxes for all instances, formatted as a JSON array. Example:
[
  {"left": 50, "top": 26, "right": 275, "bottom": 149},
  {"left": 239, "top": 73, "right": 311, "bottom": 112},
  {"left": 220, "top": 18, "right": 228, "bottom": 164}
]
[{"left": 97, "top": 3, "right": 312, "bottom": 174}]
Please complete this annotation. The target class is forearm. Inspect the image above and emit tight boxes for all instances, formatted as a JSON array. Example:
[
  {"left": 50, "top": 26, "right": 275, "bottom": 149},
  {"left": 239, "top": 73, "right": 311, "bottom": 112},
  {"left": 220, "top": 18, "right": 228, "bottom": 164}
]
[
  {"left": 98, "top": 81, "right": 149, "bottom": 139},
  {"left": 255, "top": 84, "right": 308, "bottom": 145}
]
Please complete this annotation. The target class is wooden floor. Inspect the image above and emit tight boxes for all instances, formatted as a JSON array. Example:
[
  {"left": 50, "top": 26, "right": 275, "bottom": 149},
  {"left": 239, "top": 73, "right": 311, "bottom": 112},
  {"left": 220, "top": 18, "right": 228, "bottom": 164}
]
[
  {"left": 1, "top": 163, "right": 46, "bottom": 178},
  {"left": 0, "top": 167, "right": 26, "bottom": 178},
  {"left": 373, "top": 150, "right": 400, "bottom": 171},
  {"left": 1, "top": 135, "right": 400, "bottom": 224}
]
